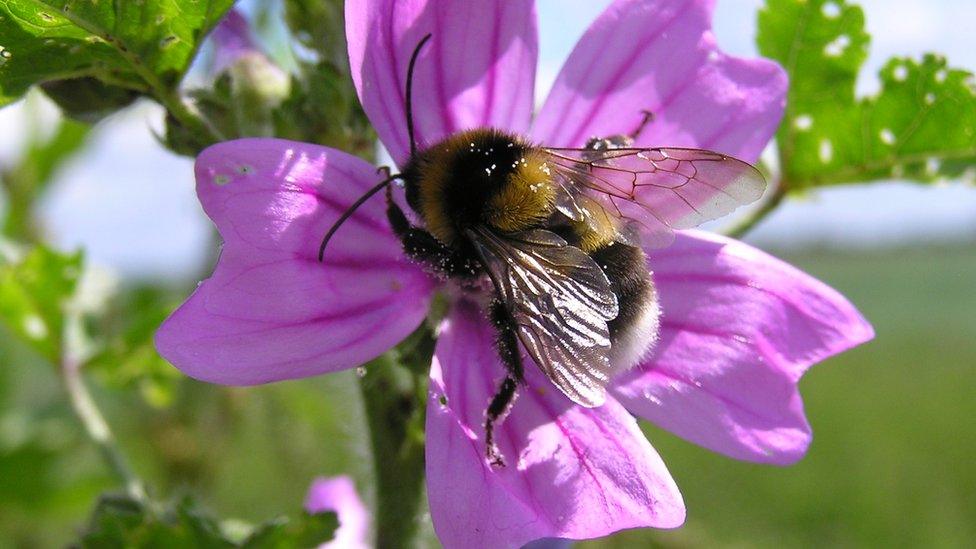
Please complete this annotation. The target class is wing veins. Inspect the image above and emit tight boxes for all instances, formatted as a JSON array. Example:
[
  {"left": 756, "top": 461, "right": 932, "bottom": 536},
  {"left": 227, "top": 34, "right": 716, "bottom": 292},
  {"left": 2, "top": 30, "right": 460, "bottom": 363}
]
[
  {"left": 467, "top": 227, "right": 617, "bottom": 407},
  {"left": 542, "top": 146, "right": 765, "bottom": 247}
]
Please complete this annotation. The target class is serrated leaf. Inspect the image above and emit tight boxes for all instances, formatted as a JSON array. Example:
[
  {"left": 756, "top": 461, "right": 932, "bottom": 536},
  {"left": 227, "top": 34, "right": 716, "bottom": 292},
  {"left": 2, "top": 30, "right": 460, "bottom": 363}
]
[
  {"left": 758, "top": 0, "right": 976, "bottom": 188},
  {"left": 0, "top": 246, "right": 81, "bottom": 361},
  {"left": 0, "top": 0, "right": 234, "bottom": 107}
]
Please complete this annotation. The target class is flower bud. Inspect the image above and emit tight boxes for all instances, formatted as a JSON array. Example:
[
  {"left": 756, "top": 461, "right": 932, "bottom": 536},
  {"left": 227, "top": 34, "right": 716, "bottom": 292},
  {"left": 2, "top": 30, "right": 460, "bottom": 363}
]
[{"left": 211, "top": 10, "right": 290, "bottom": 135}]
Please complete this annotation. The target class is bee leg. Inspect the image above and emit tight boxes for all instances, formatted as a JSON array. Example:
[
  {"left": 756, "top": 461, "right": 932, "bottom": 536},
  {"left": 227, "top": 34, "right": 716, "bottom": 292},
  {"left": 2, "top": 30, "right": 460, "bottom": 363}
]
[
  {"left": 584, "top": 110, "right": 655, "bottom": 150},
  {"left": 384, "top": 185, "right": 415, "bottom": 236},
  {"left": 485, "top": 376, "right": 519, "bottom": 468},
  {"left": 385, "top": 187, "right": 482, "bottom": 278},
  {"left": 628, "top": 109, "right": 655, "bottom": 141},
  {"left": 484, "top": 300, "right": 525, "bottom": 468}
]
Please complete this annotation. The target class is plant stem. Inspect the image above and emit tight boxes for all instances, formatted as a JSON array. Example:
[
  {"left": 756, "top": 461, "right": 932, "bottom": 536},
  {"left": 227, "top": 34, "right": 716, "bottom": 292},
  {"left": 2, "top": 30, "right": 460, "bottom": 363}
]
[
  {"left": 61, "top": 357, "right": 150, "bottom": 506},
  {"left": 723, "top": 181, "right": 789, "bottom": 239},
  {"left": 158, "top": 89, "right": 227, "bottom": 144},
  {"left": 358, "top": 353, "right": 428, "bottom": 548}
]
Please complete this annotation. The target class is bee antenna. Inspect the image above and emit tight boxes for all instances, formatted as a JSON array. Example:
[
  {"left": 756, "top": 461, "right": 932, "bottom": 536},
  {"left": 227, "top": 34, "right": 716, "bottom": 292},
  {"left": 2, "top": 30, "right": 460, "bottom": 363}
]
[
  {"left": 406, "top": 33, "right": 433, "bottom": 158},
  {"left": 318, "top": 173, "right": 401, "bottom": 262}
]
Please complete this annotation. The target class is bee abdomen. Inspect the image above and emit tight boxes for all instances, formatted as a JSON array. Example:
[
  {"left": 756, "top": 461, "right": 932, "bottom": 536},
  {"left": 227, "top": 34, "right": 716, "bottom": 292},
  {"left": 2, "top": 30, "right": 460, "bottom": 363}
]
[{"left": 590, "top": 242, "right": 661, "bottom": 371}]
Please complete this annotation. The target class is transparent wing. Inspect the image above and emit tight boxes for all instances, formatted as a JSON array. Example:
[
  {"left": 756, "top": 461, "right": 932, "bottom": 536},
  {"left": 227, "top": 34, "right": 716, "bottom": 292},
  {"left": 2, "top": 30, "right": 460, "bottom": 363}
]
[
  {"left": 468, "top": 227, "right": 618, "bottom": 407},
  {"left": 543, "top": 147, "right": 766, "bottom": 248}
]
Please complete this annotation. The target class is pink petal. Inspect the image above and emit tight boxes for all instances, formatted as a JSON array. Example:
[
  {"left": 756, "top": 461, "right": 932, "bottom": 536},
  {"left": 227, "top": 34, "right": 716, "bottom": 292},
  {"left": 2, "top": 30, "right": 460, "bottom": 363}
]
[
  {"left": 612, "top": 231, "right": 874, "bottom": 464},
  {"left": 531, "top": 0, "right": 787, "bottom": 162},
  {"left": 426, "top": 300, "right": 684, "bottom": 549},
  {"left": 305, "top": 476, "right": 370, "bottom": 549},
  {"left": 155, "top": 139, "right": 434, "bottom": 385},
  {"left": 345, "top": 0, "right": 538, "bottom": 166}
]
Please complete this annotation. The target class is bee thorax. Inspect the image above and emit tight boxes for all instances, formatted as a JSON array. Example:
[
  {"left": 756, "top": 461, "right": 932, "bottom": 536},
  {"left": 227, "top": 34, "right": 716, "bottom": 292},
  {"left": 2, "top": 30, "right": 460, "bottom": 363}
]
[{"left": 403, "top": 128, "right": 555, "bottom": 244}]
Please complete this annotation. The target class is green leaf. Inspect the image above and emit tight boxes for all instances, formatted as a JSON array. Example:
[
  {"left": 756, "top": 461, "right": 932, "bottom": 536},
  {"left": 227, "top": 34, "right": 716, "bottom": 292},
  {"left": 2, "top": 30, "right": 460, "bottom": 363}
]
[
  {"left": 79, "top": 494, "right": 235, "bottom": 548},
  {"left": 41, "top": 77, "right": 140, "bottom": 123},
  {"left": 0, "top": 440, "right": 62, "bottom": 508},
  {"left": 241, "top": 511, "right": 339, "bottom": 549},
  {"left": 0, "top": 0, "right": 234, "bottom": 107},
  {"left": 758, "top": 0, "right": 976, "bottom": 188},
  {"left": 0, "top": 246, "right": 81, "bottom": 362}
]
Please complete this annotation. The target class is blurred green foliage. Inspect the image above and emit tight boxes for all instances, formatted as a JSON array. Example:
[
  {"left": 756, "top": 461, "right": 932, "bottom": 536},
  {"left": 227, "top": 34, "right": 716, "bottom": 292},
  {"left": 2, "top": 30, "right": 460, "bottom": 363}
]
[
  {"left": 86, "top": 287, "right": 183, "bottom": 409},
  {"left": 0, "top": 115, "right": 90, "bottom": 240},
  {"left": 283, "top": 0, "right": 345, "bottom": 67},
  {"left": 2, "top": 246, "right": 974, "bottom": 547},
  {"left": 78, "top": 494, "right": 337, "bottom": 548},
  {"left": 0, "top": 246, "right": 81, "bottom": 362},
  {"left": 590, "top": 245, "right": 976, "bottom": 548},
  {"left": 759, "top": 0, "right": 976, "bottom": 188}
]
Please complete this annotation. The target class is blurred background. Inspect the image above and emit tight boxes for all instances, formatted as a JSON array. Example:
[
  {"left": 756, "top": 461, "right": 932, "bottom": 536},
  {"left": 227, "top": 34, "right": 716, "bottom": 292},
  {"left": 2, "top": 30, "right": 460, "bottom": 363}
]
[{"left": 1, "top": 0, "right": 974, "bottom": 547}]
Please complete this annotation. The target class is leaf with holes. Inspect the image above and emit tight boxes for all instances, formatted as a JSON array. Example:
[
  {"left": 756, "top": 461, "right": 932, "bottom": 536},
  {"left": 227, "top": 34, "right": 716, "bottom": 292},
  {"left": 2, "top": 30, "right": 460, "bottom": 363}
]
[
  {"left": 0, "top": 0, "right": 233, "bottom": 107},
  {"left": 0, "top": 246, "right": 81, "bottom": 362},
  {"left": 758, "top": 0, "right": 976, "bottom": 187}
]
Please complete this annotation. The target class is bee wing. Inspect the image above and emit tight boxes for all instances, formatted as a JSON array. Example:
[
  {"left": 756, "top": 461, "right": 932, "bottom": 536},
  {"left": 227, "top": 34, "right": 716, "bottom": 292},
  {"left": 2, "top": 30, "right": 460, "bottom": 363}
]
[
  {"left": 543, "top": 147, "right": 766, "bottom": 248},
  {"left": 467, "top": 227, "right": 619, "bottom": 407}
]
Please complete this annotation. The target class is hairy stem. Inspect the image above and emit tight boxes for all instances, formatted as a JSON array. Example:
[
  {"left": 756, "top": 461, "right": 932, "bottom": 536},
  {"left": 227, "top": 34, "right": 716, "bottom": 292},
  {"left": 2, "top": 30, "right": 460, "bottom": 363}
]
[
  {"left": 358, "top": 345, "right": 430, "bottom": 547},
  {"left": 61, "top": 357, "right": 150, "bottom": 506}
]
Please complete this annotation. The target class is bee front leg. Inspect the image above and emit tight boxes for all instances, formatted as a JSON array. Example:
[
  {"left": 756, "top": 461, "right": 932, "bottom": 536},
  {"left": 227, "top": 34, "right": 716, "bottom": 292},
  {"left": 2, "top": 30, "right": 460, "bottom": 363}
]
[
  {"left": 485, "top": 300, "right": 525, "bottom": 468},
  {"left": 385, "top": 188, "right": 481, "bottom": 278}
]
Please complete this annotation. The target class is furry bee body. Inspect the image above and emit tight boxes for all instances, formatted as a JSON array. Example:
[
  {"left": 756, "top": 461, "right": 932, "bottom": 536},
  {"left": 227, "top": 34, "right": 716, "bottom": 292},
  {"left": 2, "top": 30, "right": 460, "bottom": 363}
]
[{"left": 396, "top": 128, "right": 659, "bottom": 379}]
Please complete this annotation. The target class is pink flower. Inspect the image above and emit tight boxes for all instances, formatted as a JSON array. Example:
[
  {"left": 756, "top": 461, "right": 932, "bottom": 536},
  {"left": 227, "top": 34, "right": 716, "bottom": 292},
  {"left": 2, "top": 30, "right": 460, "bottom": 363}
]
[
  {"left": 210, "top": 9, "right": 259, "bottom": 74},
  {"left": 156, "top": 1, "right": 873, "bottom": 547},
  {"left": 305, "top": 476, "right": 370, "bottom": 549}
]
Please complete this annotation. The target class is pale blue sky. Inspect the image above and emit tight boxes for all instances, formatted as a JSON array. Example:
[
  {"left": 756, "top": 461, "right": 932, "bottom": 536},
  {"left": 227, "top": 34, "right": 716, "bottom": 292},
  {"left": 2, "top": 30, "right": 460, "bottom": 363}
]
[{"left": 0, "top": 0, "right": 973, "bottom": 279}]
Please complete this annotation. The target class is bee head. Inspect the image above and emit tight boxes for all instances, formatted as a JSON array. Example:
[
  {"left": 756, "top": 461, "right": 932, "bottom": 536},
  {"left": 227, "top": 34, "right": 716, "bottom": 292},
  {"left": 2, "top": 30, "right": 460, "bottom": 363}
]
[{"left": 403, "top": 128, "right": 555, "bottom": 245}]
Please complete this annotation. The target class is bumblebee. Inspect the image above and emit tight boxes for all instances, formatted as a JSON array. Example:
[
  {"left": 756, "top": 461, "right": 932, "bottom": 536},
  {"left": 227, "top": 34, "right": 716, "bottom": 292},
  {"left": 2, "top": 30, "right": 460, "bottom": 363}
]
[{"left": 319, "top": 35, "right": 765, "bottom": 466}]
